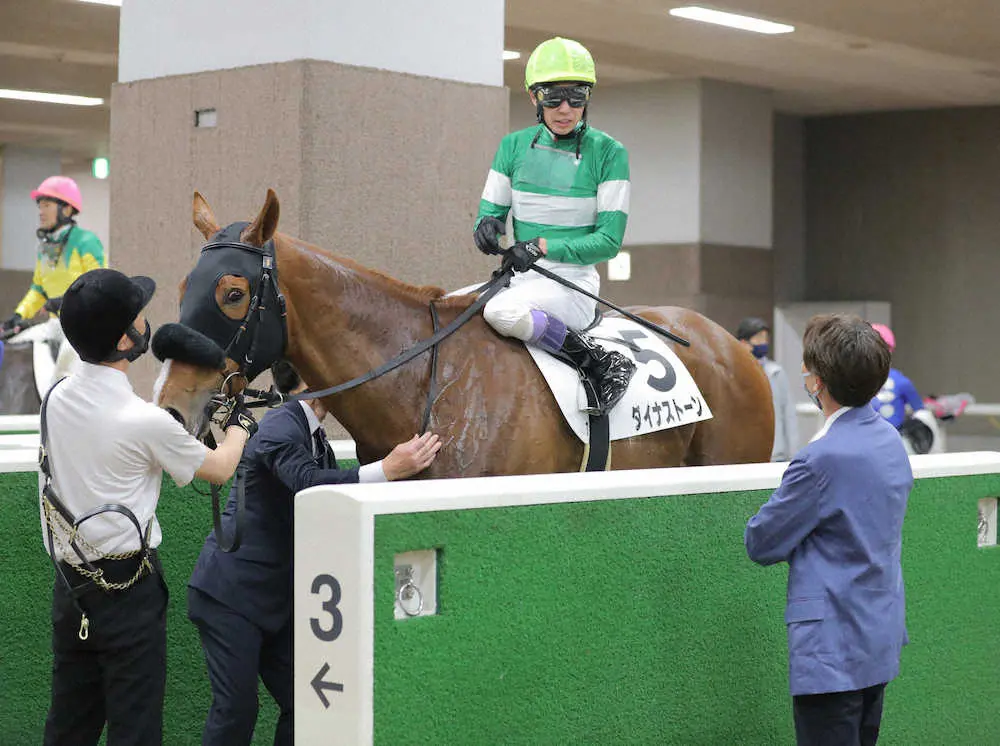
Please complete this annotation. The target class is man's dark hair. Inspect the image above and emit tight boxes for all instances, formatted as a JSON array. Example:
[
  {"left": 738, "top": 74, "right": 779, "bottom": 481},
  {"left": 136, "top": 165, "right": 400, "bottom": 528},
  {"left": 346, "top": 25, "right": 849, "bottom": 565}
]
[
  {"left": 271, "top": 360, "right": 302, "bottom": 395},
  {"left": 735, "top": 316, "right": 769, "bottom": 342},
  {"left": 803, "top": 314, "right": 890, "bottom": 407}
]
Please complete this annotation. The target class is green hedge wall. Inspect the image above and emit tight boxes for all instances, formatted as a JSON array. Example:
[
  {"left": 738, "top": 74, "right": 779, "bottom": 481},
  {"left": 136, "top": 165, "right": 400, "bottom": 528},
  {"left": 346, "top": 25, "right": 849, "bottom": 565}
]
[{"left": 372, "top": 475, "right": 1000, "bottom": 745}]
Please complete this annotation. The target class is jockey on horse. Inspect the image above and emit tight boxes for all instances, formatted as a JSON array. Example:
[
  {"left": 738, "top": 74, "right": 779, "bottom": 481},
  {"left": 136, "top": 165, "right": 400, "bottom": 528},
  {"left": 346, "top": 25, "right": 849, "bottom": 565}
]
[
  {"left": 473, "top": 37, "right": 636, "bottom": 415},
  {"left": 1, "top": 176, "right": 106, "bottom": 339}
]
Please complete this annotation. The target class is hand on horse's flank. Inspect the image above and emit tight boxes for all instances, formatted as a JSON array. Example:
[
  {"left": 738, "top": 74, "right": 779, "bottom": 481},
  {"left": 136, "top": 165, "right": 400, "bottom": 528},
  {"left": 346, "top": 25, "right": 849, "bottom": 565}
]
[{"left": 383, "top": 433, "right": 442, "bottom": 481}]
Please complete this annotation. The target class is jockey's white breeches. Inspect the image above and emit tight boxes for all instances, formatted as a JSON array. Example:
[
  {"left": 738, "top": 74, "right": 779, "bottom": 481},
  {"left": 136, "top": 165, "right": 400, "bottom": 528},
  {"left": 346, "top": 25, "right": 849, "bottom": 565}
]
[{"left": 483, "top": 262, "right": 599, "bottom": 341}]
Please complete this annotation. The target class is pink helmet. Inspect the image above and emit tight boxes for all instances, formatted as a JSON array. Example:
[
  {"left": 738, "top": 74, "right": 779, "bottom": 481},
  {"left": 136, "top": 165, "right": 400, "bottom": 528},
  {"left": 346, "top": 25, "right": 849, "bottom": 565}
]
[
  {"left": 870, "top": 322, "right": 895, "bottom": 352},
  {"left": 31, "top": 176, "right": 82, "bottom": 213}
]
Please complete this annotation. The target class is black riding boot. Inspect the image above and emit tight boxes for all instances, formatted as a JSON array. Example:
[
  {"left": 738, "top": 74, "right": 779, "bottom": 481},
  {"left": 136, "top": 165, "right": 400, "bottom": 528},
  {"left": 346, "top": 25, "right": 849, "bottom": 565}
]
[{"left": 559, "top": 330, "right": 637, "bottom": 414}]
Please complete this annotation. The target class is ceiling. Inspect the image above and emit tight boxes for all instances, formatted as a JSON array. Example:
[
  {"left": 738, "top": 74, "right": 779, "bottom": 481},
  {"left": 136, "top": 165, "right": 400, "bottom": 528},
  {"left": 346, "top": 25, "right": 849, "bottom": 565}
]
[{"left": 5, "top": 0, "right": 1000, "bottom": 164}]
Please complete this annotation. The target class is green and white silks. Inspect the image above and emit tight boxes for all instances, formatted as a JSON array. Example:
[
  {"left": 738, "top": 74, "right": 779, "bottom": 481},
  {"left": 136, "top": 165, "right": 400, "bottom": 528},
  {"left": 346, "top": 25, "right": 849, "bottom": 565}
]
[{"left": 476, "top": 124, "right": 631, "bottom": 336}]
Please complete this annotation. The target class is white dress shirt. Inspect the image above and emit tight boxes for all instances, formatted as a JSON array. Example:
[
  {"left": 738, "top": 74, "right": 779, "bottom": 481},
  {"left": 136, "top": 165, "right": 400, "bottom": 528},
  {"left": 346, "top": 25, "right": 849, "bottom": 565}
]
[
  {"left": 42, "top": 363, "right": 209, "bottom": 562},
  {"left": 809, "top": 406, "right": 852, "bottom": 443}
]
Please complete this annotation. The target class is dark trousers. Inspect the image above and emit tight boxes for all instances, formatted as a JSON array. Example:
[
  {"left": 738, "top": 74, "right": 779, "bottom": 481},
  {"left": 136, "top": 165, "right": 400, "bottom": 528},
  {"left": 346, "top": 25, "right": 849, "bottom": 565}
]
[
  {"left": 43, "top": 554, "right": 168, "bottom": 746},
  {"left": 793, "top": 683, "right": 887, "bottom": 746},
  {"left": 187, "top": 587, "right": 293, "bottom": 746}
]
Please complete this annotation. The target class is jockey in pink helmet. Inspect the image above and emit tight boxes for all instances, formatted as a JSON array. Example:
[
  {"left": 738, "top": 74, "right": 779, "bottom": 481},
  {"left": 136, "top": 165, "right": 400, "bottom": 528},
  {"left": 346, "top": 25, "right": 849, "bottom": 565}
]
[
  {"left": 1, "top": 176, "right": 106, "bottom": 337},
  {"left": 870, "top": 323, "right": 895, "bottom": 352},
  {"left": 868, "top": 322, "right": 931, "bottom": 450}
]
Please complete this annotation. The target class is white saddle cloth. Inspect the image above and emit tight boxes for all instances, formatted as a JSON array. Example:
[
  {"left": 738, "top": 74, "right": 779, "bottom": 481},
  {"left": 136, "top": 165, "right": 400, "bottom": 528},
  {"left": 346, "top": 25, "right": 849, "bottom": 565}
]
[{"left": 526, "top": 317, "right": 713, "bottom": 443}]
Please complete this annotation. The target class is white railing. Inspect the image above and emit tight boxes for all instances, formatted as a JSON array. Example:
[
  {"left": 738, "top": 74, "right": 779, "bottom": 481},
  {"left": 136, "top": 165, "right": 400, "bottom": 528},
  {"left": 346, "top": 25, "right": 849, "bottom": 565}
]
[
  {"left": 0, "top": 416, "right": 358, "bottom": 462},
  {"left": 0, "top": 415, "right": 41, "bottom": 433}
]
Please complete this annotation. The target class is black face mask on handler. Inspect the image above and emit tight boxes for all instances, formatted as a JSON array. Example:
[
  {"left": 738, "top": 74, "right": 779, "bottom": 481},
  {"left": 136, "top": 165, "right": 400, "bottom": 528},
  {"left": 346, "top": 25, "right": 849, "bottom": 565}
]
[{"left": 104, "top": 321, "right": 151, "bottom": 364}]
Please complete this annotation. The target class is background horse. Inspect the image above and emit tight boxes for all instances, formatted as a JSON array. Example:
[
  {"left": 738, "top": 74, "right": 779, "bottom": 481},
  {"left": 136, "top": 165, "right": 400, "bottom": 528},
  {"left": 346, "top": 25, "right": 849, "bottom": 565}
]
[
  {"left": 0, "top": 342, "right": 40, "bottom": 414},
  {"left": 155, "top": 190, "right": 774, "bottom": 477},
  {"left": 0, "top": 319, "right": 66, "bottom": 414}
]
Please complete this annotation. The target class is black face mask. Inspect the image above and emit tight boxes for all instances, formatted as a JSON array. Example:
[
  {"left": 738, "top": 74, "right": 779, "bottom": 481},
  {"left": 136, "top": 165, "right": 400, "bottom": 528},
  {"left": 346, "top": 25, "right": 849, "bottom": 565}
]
[
  {"left": 106, "top": 320, "right": 151, "bottom": 363},
  {"left": 176, "top": 222, "right": 286, "bottom": 381}
]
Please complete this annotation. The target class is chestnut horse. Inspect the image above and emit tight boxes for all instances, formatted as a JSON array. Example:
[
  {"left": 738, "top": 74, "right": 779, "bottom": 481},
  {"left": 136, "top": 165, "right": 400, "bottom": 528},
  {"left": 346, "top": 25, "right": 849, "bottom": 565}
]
[{"left": 154, "top": 190, "right": 774, "bottom": 477}]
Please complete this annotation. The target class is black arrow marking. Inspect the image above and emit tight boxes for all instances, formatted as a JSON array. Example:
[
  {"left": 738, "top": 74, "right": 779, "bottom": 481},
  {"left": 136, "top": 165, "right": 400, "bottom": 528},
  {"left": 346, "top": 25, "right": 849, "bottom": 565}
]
[{"left": 311, "top": 662, "right": 345, "bottom": 709}]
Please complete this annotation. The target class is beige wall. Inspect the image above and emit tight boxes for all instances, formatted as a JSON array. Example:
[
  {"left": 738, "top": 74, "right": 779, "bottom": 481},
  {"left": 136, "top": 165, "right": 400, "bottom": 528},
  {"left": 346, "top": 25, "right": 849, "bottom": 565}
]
[
  {"left": 806, "top": 107, "right": 1000, "bottom": 399},
  {"left": 111, "top": 59, "right": 507, "bottom": 399}
]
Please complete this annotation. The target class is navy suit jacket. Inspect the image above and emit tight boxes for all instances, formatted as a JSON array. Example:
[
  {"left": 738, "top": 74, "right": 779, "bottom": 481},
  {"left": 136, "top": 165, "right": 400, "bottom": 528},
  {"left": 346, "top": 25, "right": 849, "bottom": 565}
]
[
  {"left": 745, "top": 406, "right": 912, "bottom": 696},
  {"left": 189, "top": 401, "right": 359, "bottom": 633}
]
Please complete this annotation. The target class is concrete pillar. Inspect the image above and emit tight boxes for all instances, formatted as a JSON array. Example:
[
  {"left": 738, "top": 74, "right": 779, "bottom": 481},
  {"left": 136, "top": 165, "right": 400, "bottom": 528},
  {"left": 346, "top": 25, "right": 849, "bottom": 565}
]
[
  {"left": 509, "top": 78, "right": 775, "bottom": 335},
  {"left": 111, "top": 0, "right": 508, "bottom": 396}
]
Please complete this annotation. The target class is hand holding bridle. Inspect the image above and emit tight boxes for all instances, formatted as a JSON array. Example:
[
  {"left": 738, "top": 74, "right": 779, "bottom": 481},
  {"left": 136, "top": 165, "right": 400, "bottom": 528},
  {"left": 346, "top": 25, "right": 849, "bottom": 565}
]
[{"left": 221, "top": 395, "right": 259, "bottom": 438}]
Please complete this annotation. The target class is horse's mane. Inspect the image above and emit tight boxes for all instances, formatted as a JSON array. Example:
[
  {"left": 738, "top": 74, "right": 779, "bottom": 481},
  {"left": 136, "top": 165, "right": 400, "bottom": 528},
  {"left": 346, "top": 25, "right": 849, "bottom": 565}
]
[{"left": 278, "top": 233, "right": 477, "bottom": 309}]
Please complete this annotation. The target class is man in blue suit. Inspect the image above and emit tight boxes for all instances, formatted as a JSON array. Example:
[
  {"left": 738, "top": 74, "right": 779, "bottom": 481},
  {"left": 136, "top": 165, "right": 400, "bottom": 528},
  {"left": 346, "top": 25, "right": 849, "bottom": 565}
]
[
  {"left": 187, "top": 361, "right": 441, "bottom": 746},
  {"left": 745, "top": 314, "right": 912, "bottom": 746}
]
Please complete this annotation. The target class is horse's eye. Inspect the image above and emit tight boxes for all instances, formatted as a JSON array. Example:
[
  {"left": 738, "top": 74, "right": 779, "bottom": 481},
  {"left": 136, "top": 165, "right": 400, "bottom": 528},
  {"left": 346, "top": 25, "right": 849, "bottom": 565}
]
[{"left": 225, "top": 289, "right": 244, "bottom": 304}]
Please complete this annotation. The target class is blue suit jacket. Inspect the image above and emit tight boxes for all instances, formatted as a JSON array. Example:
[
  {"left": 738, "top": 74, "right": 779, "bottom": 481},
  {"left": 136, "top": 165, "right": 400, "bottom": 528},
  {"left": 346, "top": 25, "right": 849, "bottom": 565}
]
[
  {"left": 745, "top": 406, "right": 912, "bottom": 696},
  {"left": 189, "top": 401, "right": 359, "bottom": 633}
]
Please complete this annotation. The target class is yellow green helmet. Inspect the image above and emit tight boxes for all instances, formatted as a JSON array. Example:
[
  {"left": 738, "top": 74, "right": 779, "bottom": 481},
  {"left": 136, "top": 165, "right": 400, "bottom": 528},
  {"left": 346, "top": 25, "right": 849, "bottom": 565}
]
[{"left": 524, "top": 37, "right": 597, "bottom": 92}]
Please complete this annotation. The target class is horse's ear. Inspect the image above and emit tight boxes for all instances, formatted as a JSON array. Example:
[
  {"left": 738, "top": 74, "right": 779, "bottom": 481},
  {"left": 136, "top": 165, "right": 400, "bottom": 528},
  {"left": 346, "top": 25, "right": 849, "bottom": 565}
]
[
  {"left": 241, "top": 189, "right": 280, "bottom": 247},
  {"left": 193, "top": 191, "right": 221, "bottom": 239}
]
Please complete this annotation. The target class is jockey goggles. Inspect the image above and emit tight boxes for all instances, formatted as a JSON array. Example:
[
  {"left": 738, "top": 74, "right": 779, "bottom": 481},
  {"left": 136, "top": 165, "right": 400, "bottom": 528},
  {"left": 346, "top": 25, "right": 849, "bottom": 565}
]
[{"left": 534, "top": 84, "right": 592, "bottom": 108}]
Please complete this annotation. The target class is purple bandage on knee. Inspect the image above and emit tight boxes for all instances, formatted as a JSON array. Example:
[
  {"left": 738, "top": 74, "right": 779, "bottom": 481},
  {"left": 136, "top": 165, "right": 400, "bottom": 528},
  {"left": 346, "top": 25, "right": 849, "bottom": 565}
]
[{"left": 529, "top": 310, "right": 568, "bottom": 353}]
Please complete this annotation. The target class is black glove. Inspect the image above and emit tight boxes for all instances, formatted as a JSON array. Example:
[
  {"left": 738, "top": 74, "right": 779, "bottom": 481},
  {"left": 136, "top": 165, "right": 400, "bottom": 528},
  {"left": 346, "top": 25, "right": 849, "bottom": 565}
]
[
  {"left": 43, "top": 297, "right": 63, "bottom": 315},
  {"left": 0, "top": 313, "right": 22, "bottom": 337},
  {"left": 221, "top": 396, "right": 258, "bottom": 438},
  {"left": 507, "top": 241, "right": 544, "bottom": 273},
  {"left": 473, "top": 216, "right": 506, "bottom": 255}
]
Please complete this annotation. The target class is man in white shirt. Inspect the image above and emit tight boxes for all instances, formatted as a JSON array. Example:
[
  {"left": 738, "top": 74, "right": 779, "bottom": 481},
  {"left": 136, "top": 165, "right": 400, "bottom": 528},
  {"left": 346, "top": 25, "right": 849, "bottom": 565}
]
[
  {"left": 187, "top": 360, "right": 440, "bottom": 746},
  {"left": 42, "top": 268, "right": 256, "bottom": 746}
]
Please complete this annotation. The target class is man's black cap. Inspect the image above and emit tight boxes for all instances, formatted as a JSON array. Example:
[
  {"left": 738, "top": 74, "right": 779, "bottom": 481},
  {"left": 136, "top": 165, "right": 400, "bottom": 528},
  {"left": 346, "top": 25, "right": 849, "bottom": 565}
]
[{"left": 61, "top": 269, "right": 155, "bottom": 363}]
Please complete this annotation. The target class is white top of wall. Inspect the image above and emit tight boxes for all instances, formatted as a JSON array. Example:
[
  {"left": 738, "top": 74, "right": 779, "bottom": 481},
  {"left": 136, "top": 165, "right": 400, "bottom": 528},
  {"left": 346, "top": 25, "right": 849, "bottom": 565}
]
[
  {"left": 298, "top": 451, "right": 1000, "bottom": 516},
  {"left": 119, "top": 0, "right": 505, "bottom": 86}
]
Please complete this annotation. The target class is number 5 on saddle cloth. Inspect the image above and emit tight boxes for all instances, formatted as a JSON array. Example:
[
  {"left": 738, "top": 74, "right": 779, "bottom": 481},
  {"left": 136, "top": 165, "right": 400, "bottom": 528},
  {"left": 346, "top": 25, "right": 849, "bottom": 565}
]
[{"left": 39, "top": 379, "right": 155, "bottom": 641}]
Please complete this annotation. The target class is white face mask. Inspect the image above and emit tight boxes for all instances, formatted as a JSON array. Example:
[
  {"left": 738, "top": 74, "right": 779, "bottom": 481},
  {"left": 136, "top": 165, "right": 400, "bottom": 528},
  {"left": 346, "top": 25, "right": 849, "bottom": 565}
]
[{"left": 802, "top": 371, "right": 822, "bottom": 410}]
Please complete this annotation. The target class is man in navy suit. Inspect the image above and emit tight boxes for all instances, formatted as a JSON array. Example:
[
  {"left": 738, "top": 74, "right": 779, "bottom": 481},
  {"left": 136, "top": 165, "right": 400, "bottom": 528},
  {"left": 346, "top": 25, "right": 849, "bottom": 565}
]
[
  {"left": 746, "top": 314, "right": 912, "bottom": 746},
  {"left": 187, "top": 361, "right": 440, "bottom": 746}
]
